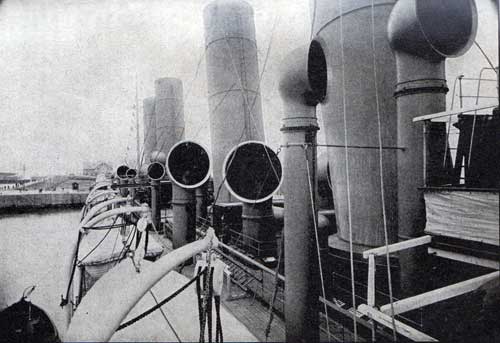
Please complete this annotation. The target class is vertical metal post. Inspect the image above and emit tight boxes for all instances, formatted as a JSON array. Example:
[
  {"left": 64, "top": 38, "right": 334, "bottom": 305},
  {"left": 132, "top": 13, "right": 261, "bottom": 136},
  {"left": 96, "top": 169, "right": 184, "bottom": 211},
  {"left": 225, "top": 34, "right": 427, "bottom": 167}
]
[
  {"left": 151, "top": 180, "right": 161, "bottom": 233},
  {"left": 172, "top": 184, "right": 195, "bottom": 249},
  {"left": 458, "top": 74, "right": 463, "bottom": 108}
]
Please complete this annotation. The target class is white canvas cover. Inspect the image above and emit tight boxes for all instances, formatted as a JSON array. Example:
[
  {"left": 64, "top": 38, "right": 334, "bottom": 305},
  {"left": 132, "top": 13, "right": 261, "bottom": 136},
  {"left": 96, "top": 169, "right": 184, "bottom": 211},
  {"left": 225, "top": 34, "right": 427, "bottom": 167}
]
[{"left": 424, "top": 190, "right": 499, "bottom": 246}]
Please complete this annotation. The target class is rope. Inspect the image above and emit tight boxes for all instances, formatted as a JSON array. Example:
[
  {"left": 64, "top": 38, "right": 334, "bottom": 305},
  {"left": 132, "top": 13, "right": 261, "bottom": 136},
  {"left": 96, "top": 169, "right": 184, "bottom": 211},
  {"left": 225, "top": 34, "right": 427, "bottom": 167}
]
[
  {"left": 214, "top": 296, "right": 223, "bottom": 343},
  {"left": 199, "top": 244, "right": 214, "bottom": 343},
  {"left": 369, "top": 1, "right": 397, "bottom": 340},
  {"left": 304, "top": 146, "right": 331, "bottom": 343},
  {"left": 114, "top": 226, "right": 137, "bottom": 267},
  {"left": 60, "top": 231, "right": 83, "bottom": 307},
  {"left": 338, "top": 0, "right": 358, "bottom": 339},
  {"left": 116, "top": 268, "right": 204, "bottom": 331},
  {"left": 78, "top": 215, "right": 120, "bottom": 265}
]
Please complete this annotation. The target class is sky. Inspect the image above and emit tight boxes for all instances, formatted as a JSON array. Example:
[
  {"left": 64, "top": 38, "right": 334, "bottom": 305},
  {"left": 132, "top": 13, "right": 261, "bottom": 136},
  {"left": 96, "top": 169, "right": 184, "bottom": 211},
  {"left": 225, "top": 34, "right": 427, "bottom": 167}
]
[
  {"left": 0, "top": 0, "right": 310, "bottom": 176},
  {"left": 0, "top": 0, "right": 497, "bottom": 177}
]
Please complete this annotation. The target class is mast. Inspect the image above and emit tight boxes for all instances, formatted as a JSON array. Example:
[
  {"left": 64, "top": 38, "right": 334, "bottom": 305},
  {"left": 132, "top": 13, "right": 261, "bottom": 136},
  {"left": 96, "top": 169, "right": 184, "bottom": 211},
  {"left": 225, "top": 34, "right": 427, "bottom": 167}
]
[{"left": 135, "top": 74, "right": 140, "bottom": 168}]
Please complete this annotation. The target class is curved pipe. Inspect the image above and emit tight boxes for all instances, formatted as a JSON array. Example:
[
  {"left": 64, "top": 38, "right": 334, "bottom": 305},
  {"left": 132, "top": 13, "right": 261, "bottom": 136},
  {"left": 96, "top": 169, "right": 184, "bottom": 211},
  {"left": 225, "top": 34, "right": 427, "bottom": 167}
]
[
  {"left": 86, "top": 183, "right": 113, "bottom": 205},
  {"left": 64, "top": 229, "right": 219, "bottom": 342},
  {"left": 388, "top": 0, "right": 477, "bottom": 294},
  {"left": 90, "top": 181, "right": 111, "bottom": 194},
  {"left": 80, "top": 197, "right": 128, "bottom": 226},
  {"left": 85, "top": 190, "right": 118, "bottom": 206},
  {"left": 85, "top": 189, "right": 118, "bottom": 206},
  {"left": 278, "top": 40, "right": 327, "bottom": 110},
  {"left": 279, "top": 41, "right": 327, "bottom": 343},
  {"left": 388, "top": 0, "right": 477, "bottom": 61},
  {"left": 82, "top": 206, "right": 150, "bottom": 230}
]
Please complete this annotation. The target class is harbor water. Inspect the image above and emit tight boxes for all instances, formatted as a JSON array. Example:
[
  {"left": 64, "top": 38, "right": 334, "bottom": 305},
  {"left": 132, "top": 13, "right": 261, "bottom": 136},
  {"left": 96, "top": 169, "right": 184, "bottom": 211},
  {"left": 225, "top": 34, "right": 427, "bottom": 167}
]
[{"left": 0, "top": 209, "right": 79, "bottom": 311}]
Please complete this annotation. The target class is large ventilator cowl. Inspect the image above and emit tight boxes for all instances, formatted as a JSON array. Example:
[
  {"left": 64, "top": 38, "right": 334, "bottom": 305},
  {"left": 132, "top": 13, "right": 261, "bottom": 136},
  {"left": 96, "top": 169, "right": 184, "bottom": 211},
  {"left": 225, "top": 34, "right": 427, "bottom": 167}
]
[
  {"left": 388, "top": 0, "right": 478, "bottom": 61},
  {"left": 222, "top": 141, "right": 282, "bottom": 203},
  {"left": 116, "top": 165, "right": 129, "bottom": 180},
  {"left": 167, "top": 140, "right": 211, "bottom": 189}
]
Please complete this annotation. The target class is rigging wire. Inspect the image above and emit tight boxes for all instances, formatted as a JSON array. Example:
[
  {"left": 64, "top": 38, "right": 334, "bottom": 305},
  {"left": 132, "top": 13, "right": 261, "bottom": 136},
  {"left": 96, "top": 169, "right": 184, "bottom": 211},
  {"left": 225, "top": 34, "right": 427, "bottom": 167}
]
[
  {"left": 77, "top": 214, "right": 120, "bottom": 265},
  {"left": 443, "top": 76, "right": 460, "bottom": 168},
  {"left": 338, "top": 0, "right": 358, "bottom": 339},
  {"left": 304, "top": 145, "right": 332, "bottom": 343},
  {"left": 209, "top": 14, "right": 280, "bottom": 206},
  {"left": 149, "top": 290, "right": 182, "bottom": 343},
  {"left": 369, "top": 0, "right": 397, "bottom": 340},
  {"left": 474, "top": 41, "right": 498, "bottom": 75}
]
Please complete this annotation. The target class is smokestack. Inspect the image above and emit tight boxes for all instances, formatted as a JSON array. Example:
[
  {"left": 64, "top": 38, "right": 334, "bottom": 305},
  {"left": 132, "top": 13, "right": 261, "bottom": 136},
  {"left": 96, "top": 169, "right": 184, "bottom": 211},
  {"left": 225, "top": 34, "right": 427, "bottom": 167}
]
[
  {"left": 142, "top": 97, "right": 156, "bottom": 164},
  {"left": 279, "top": 41, "right": 327, "bottom": 343},
  {"left": 311, "top": 0, "right": 399, "bottom": 250},
  {"left": 203, "top": 0, "right": 265, "bottom": 203},
  {"left": 388, "top": 0, "right": 477, "bottom": 292},
  {"left": 154, "top": 78, "right": 185, "bottom": 159},
  {"left": 203, "top": 0, "right": 274, "bottom": 250}
]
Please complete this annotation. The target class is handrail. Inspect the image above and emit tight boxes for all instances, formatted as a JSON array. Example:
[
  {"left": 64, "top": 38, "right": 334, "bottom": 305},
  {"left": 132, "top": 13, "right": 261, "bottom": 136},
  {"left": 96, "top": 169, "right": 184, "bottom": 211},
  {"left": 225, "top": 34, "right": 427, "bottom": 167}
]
[
  {"left": 197, "top": 228, "right": 285, "bottom": 282},
  {"left": 64, "top": 229, "right": 219, "bottom": 342}
]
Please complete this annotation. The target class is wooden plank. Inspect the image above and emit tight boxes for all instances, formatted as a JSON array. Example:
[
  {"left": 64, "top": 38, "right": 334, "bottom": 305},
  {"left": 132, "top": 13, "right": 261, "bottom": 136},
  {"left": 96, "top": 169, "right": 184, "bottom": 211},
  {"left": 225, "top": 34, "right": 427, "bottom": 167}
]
[
  {"left": 412, "top": 103, "right": 497, "bottom": 122},
  {"left": 358, "top": 304, "right": 437, "bottom": 342},
  {"left": 363, "top": 236, "right": 432, "bottom": 259},
  {"left": 428, "top": 248, "right": 499, "bottom": 270},
  {"left": 380, "top": 271, "right": 499, "bottom": 316},
  {"left": 367, "top": 255, "right": 376, "bottom": 306}
]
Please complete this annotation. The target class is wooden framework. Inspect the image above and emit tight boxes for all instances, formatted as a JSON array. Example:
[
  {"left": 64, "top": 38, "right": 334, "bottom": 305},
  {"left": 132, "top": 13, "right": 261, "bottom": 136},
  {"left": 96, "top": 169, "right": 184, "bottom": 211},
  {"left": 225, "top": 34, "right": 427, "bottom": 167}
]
[{"left": 359, "top": 235, "right": 499, "bottom": 342}]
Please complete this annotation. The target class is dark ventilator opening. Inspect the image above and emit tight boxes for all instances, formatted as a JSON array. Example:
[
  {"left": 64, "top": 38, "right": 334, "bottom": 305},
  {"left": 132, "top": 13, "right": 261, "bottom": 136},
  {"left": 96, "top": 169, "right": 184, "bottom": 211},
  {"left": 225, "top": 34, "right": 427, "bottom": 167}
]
[
  {"left": 147, "top": 162, "right": 166, "bottom": 181},
  {"left": 223, "top": 142, "right": 282, "bottom": 202},
  {"left": 116, "top": 165, "right": 129, "bottom": 180},
  {"left": 126, "top": 168, "right": 137, "bottom": 179},
  {"left": 167, "top": 141, "right": 211, "bottom": 188}
]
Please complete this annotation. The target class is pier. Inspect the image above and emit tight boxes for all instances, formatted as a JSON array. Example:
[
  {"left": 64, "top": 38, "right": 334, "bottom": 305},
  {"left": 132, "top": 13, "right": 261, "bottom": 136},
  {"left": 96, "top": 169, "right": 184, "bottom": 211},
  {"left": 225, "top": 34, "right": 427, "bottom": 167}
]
[{"left": 0, "top": 191, "right": 89, "bottom": 213}]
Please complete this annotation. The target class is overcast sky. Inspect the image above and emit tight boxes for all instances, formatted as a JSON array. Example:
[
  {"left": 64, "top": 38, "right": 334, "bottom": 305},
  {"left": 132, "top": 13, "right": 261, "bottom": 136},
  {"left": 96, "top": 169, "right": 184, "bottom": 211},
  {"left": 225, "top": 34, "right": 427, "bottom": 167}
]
[
  {"left": 0, "top": 0, "right": 497, "bottom": 177},
  {"left": 0, "top": 0, "right": 310, "bottom": 176}
]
